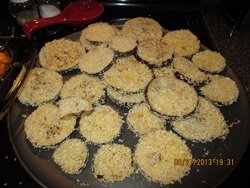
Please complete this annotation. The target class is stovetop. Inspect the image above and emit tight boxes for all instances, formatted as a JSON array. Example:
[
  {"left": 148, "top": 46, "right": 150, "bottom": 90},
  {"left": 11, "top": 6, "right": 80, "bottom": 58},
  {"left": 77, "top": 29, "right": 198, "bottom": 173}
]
[
  {"left": 18, "top": 0, "right": 217, "bottom": 50},
  {"left": 0, "top": 1, "right": 244, "bottom": 188}
]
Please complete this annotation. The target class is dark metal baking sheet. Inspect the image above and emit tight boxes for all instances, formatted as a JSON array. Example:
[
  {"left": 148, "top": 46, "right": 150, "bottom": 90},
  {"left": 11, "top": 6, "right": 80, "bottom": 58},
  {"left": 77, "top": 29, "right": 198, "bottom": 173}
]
[{"left": 7, "top": 28, "right": 250, "bottom": 188}]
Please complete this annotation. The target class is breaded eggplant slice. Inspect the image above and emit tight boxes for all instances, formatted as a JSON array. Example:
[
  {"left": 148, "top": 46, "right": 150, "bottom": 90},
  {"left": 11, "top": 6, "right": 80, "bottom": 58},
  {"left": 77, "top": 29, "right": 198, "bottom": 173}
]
[
  {"left": 24, "top": 103, "right": 76, "bottom": 148},
  {"left": 162, "top": 29, "right": 200, "bottom": 57},
  {"left": 127, "top": 103, "right": 165, "bottom": 136},
  {"left": 60, "top": 74, "right": 105, "bottom": 105},
  {"left": 18, "top": 67, "right": 63, "bottom": 106},
  {"left": 200, "top": 75, "right": 239, "bottom": 105},
  {"left": 104, "top": 57, "right": 153, "bottom": 93},
  {"left": 192, "top": 50, "right": 226, "bottom": 73},
  {"left": 79, "top": 105, "right": 123, "bottom": 144},
  {"left": 135, "top": 130, "right": 192, "bottom": 185},
  {"left": 92, "top": 144, "right": 133, "bottom": 183},
  {"left": 172, "top": 97, "right": 229, "bottom": 142},
  {"left": 136, "top": 39, "right": 173, "bottom": 67},
  {"left": 39, "top": 38, "right": 84, "bottom": 72},
  {"left": 122, "top": 17, "right": 163, "bottom": 42},
  {"left": 109, "top": 35, "right": 137, "bottom": 56},
  {"left": 173, "top": 57, "right": 208, "bottom": 85},
  {"left": 146, "top": 77, "right": 198, "bottom": 119},
  {"left": 77, "top": 45, "right": 114, "bottom": 75},
  {"left": 52, "top": 138, "right": 88, "bottom": 174},
  {"left": 84, "top": 22, "right": 116, "bottom": 43}
]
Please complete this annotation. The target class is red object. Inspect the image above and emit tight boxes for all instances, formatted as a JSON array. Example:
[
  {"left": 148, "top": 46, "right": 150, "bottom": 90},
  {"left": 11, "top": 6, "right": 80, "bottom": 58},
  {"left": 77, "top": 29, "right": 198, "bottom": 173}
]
[{"left": 23, "top": 0, "right": 104, "bottom": 38}]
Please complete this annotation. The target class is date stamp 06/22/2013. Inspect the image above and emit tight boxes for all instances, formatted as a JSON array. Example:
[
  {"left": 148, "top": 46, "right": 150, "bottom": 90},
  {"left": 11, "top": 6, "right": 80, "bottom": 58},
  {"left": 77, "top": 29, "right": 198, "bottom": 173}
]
[{"left": 174, "top": 158, "right": 235, "bottom": 166}]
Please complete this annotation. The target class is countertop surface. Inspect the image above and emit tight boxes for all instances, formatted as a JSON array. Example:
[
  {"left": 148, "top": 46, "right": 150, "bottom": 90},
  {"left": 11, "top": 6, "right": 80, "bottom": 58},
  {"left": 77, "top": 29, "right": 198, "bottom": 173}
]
[
  {"left": 201, "top": 4, "right": 250, "bottom": 187},
  {"left": 0, "top": 1, "right": 250, "bottom": 188}
]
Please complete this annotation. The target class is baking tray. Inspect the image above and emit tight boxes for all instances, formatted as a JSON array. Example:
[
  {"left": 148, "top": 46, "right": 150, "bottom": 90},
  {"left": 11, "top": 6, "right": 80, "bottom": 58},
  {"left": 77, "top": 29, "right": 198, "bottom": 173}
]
[{"left": 7, "top": 23, "right": 250, "bottom": 188}]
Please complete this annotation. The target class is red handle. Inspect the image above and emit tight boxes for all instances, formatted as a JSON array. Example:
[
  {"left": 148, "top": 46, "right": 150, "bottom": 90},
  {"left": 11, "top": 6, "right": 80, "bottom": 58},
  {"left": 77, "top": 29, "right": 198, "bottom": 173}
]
[
  {"left": 23, "top": 14, "right": 66, "bottom": 39},
  {"left": 23, "top": 0, "right": 104, "bottom": 39}
]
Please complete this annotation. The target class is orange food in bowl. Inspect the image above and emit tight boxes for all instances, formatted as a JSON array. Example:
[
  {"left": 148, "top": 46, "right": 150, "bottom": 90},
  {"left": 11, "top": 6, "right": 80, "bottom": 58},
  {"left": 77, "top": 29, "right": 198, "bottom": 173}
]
[{"left": 0, "top": 51, "right": 12, "bottom": 77}]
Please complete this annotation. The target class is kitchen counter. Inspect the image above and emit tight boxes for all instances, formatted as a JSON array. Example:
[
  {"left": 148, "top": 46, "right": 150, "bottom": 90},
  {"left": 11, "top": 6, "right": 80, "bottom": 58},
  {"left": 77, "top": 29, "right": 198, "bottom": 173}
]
[
  {"left": 0, "top": 1, "right": 250, "bottom": 187},
  {"left": 200, "top": 4, "right": 250, "bottom": 188},
  {"left": 201, "top": 4, "right": 250, "bottom": 100}
]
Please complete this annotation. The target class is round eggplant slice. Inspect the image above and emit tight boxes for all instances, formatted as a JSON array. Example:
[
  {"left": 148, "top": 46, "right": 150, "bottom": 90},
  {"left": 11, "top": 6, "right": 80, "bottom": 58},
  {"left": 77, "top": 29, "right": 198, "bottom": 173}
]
[{"left": 146, "top": 77, "right": 198, "bottom": 119}]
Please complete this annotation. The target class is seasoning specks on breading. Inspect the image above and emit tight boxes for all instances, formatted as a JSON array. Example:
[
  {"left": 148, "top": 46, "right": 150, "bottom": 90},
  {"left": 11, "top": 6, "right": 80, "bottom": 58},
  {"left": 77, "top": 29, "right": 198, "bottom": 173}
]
[{"left": 39, "top": 38, "right": 84, "bottom": 72}]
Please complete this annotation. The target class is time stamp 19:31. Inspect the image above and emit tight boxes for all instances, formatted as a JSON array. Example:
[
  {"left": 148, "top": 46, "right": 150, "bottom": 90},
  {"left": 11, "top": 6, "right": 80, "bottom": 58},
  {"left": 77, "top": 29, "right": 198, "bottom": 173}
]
[{"left": 174, "top": 158, "right": 235, "bottom": 166}]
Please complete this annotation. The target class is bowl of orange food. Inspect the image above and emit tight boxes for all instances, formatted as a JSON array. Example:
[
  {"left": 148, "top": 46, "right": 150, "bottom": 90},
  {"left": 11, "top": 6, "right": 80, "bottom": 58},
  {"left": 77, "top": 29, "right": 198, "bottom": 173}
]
[
  {"left": 0, "top": 50, "right": 12, "bottom": 77},
  {"left": 0, "top": 36, "right": 36, "bottom": 120}
]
